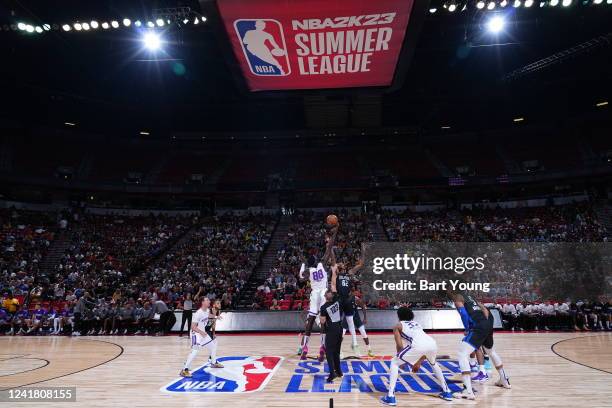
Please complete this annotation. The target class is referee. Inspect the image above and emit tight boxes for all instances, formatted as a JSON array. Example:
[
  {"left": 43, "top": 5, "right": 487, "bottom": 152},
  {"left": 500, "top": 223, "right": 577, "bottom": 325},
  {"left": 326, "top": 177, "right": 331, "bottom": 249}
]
[{"left": 320, "top": 270, "right": 344, "bottom": 383}]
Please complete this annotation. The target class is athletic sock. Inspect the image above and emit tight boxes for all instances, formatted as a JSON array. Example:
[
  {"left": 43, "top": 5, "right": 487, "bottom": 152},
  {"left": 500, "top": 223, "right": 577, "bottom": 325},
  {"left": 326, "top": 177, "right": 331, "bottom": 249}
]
[
  {"left": 302, "top": 335, "right": 310, "bottom": 347},
  {"left": 184, "top": 349, "right": 198, "bottom": 370},
  {"left": 479, "top": 364, "right": 486, "bottom": 373},
  {"left": 346, "top": 316, "right": 357, "bottom": 345},
  {"left": 498, "top": 367, "right": 509, "bottom": 384},
  {"left": 462, "top": 373, "right": 473, "bottom": 394},
  {"left": 209, "top": 340, "right": 218, "bottom": 362},
  {"left": 432, "top": 363, "right": 450, "bottom": 393},
  {"left": 320, "top": 333, "right": 326, "bottom": 346},
  {"left": 388, "top": 359, "right": 400, "bottom": 397}
]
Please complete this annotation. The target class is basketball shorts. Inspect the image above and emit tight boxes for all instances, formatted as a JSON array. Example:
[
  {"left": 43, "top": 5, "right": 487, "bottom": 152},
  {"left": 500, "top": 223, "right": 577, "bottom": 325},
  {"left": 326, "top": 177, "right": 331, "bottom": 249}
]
[
  {"left": 339, "top": 297, "right": 354, "bottom": 316},
  {"left": 308, "top": 288, "right": 327, "bottom": 317},
  {"left": 397, "top": 339, "right": 438, "bottom": 365},
  {"left": 463, "top": 314, "right": 494, "bottom": 350},
  {"left": 191, "top": 330, "right": 215, "bottom": 349}
]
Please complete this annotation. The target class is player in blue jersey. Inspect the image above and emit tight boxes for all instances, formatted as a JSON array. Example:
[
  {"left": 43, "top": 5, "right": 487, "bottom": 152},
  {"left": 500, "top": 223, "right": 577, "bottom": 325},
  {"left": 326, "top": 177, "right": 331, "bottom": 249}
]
[{"left": 449, "top": 291, "right": 511, "bottom": 400}]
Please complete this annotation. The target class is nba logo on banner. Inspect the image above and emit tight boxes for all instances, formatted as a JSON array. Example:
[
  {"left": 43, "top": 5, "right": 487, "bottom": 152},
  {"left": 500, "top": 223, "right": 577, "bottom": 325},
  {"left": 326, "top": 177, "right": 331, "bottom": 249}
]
[
  {"left": 233, "top": 19, "right": 291, "bottom": 76},
  {"left": 161, "top": 356, "right": 283, "bottom": 394}
]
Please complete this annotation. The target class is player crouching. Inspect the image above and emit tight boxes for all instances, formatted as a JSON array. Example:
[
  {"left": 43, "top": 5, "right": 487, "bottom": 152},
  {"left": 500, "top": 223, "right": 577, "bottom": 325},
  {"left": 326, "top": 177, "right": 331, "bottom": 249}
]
[
  {"left": 381, "top": 306, "right": 453, "bottom": 406},
  {"left": 180, "top": 297, "right": 223, "bottom": 377}
]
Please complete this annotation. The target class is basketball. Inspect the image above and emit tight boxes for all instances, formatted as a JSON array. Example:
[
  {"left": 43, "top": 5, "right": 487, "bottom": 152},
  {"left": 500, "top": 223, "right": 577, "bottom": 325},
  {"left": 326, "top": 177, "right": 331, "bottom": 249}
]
[
  {"left": 326, "top": 214, "right": 339, "bottom": 226},
  {"left": 271, "top": 48, "right": 285, "bottom": 57}
]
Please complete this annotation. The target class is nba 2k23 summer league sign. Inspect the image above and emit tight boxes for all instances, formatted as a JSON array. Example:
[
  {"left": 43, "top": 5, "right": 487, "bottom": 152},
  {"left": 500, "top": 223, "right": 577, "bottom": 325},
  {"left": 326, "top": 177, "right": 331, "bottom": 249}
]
[
  {"left": 216, "top": 0, "right": 415, "bottom": 91},
  {"left": 285, "top": 357, "right": 463, "bottom": 394},
  {"left": 161, "top": 356, "right": 283, "bottom": 394}
]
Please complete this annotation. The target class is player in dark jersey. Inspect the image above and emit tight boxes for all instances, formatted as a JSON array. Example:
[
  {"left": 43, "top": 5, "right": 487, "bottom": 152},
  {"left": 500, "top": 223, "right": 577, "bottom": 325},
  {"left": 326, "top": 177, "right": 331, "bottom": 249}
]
[
  {"left": 449, "top": 291, "right": 511, "bottom": 400},
  {"left": 321, "top": 266, "right": 344, "bottom": 383},
  {"left": 341, "top": 292, "right": 374, "bottom": 356},
  {"left": 329, "top": 243, "right": 364, "bottom": 353}
]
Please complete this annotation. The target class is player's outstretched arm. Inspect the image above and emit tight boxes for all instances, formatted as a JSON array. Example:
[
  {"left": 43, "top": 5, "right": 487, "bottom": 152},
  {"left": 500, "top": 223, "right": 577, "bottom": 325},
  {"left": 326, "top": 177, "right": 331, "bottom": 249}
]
[{"left": 331, "top": 265, "right": 338, "bottom": 293}]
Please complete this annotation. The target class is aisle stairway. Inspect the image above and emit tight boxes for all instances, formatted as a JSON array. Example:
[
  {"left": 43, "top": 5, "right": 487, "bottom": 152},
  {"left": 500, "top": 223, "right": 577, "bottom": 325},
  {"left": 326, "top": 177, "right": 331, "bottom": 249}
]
[
  {"left": 368, "top": 215, "right": 388, "bottom": 241},
  {"left": 38, "top": 231, "right": 71, "bottom": 279},
  {"left": 236, "top": 215, "right": 290, "bottom": 308}
]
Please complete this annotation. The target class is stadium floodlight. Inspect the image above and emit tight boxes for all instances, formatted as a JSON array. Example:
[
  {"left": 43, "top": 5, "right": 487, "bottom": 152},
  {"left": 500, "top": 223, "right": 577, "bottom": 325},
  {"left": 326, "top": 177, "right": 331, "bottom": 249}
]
[
  {"left": 201, "top": 16, "right": 207, "bottom": 22},
  {"left": 525, "top": 0, "right": 534, "bottom": 6},
  {"left": 147, "top": 21, "right": 155, "bottom": 28},
  {"left": 487, "top": 1, "right": 496, "bottom": 9},
  {"left": 135, "top": 20, "right": 142, "bottom": 27},
  {"left": 111, "top": 20, "right": 119, "bottom": 28},
  {"left": 501, "top": 0, "right": 509, "bottom": 6},
  {"left": 35, "top": 26, "right": 43, "bottom": 33},
  {"left": 25, "top": 25, "right": 34, "bottom": 32},
  {"left": 82, "top": 22, "right": 90, "bottom": 30},
  {"left": 477, "top": 0, "right": 486, "bottom": 8},
  {"left": 143, "top": 32, "right": 161, "bottom": 51},
  {"left": 429, "top": 7, "right": 438, "bottom": 12},
  {"left": 62, "top": 24, "right": 71, "bottom": 31},
  {"left": 17, "top": 22, "right": 26, "bottom": 31},
  {"left": 156, "top": 18, "right": 164, "bottom": 27},
  {"left": 513, "top": 0, "right": 522, "bottom": 6},
  {"left": 593, "top": 0, "right": 603, "bottom": 3},
  {"left": 123, "top": 18, "right": 131, "bottom": 27},
  {"left": 194, "top": 17, "right": 200, "bottom": 24},
  {"left": 182, "top": 18, "right": 189, "bottom": 24},
  {"left": 74, "top": 23, "right": 82, "bottom": 31},
  {"left": 101, "top": 22, "right": 109, "bottom": 29},
  {"left": 448, "top": 3, "right": 458, "bottom": 12},
  {"left": 550, "top": 0, "right": 559, "bottom": 6},
  {"left": 90, "top": 21, "right": 99, "bottom": 29},
  {"left": 487, "top": 15, "right": 505, "bottom": 33},
  {"left": 562, "top": 0, "right": 572, "bottom": 5},
  {"left": 43, "top": 24, "right": 51, "bottom": 31}
]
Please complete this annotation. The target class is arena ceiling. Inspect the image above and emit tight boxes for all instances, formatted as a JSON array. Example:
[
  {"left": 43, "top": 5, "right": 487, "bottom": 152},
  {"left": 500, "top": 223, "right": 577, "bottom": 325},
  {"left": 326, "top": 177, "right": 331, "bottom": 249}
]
[{"left": 0, "top": 0, "right": 610, "bottom": 136}]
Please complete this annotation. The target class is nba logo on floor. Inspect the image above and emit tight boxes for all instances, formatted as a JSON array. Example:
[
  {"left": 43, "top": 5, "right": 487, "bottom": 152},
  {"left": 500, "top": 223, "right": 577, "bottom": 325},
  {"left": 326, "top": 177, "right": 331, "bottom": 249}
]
[
  {"left": 161, "top": 356, "right": 284, "bottom": 394},
  {"left": 234, "top": 19, "right": 291, "bottom": 76}
]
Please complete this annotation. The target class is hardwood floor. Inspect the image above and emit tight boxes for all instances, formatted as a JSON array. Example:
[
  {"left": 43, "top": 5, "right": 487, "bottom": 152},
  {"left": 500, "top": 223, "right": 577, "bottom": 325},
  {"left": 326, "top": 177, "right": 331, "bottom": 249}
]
[{"left": 1, "top": 332, "right": 610, "bottom": 407}]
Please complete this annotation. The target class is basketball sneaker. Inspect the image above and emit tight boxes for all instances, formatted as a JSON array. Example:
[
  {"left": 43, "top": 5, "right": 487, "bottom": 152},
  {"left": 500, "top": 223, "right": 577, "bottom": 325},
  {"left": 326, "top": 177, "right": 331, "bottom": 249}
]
[
  {"left": 380, "top": 395, "right": 397, "bottom": 406},
  {"left": 318, "top": 346, "right": 326, "bottom": 362},
  {"left": 297, "top": 346, "right": 303, "bottom": 356},
  {"left": 453, "top": 389, "right": 476, "bottom": 400},
  {"left": 470, "top": 362, "right": 478, "bottom": 372},
  {"left": 439, "top": 391, "right": 454, "bottom": 401},
  {"left": 210, "top": 361, "right": 225, "bottom": 368},
  {"left": 300, "top": 346, "right": 309, "bottom": 360},
  {"left": 472, "top": 371, "right": 489, "bottom": 383},
  {"left": 495, "top": 378, "right": 512, "bottom": 389},
  {"left": 179, "top": 369, "right": 192, "bottom": 377},
  {"left": 367, "top": 349, "right": 375, "bottom": 358}
]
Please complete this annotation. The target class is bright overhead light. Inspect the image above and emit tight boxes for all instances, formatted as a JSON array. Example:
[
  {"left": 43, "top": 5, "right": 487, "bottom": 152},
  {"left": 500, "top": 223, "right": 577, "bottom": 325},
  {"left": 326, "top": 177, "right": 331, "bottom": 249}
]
[
  {"left": 201, "top": 16, "right": 207, "bottom": 22},
  {"left": 156, "top": 18, "right": 164, "bottom": 27},
  {"left": 429, "top": 7, "right": 438, "bottom": 12},
  {"left": 487, "top": 1, "right": 496, "bottom": 9},
  {"left": 194, "top": 17, "right": 200, "bottom": 24},
  {"left": 147, "top": 21, "right": 155, "bottom": 28},
  {"left": 111, "top": 20, "right": 119, "bottom": 28},
  {"left": 82, "top": 22, "right": 90, "bottom": 30},
  {"left": 64, "top": 122, "right": 76, "bottom": 126},
  {"left": 487, "top": 16, "right": 505, "bottom": 33},
  {"left": 593, "top": 0, "right": 603, "bottom": 3},
  {"left": 25, "top": 24, "right": 34, "bottom": 33},
  {"left": 476, "top": 0, "right": 486, "bottom": 8},
  {"left": 62, "top": 24, "right": 71, "bottom": 31},
  {"left": 550, "top": 0, "right": 559, "bottom": 6},
  {"left": 17, "top": 22, "right": 26, "bottom": 31},
  {"left": 513, "top": 117, "right": 525, "bottom": 122},
  {"left": 140, "top": 131, "right": 150, "bottom": 136},
  {"left": 449, "top": 3, "right": 458, "bottom": 11},
  {"left": 441, "top": 126, "right": 451, "bottom": 129},
  {"left": 43, "top": 24, "right": 51, "bottom": 31},
  {"left": 596, "top": 101, "right": 608, "bottom": 107},
  {"left": 143, "top": 32, "right": 161, "bottom": 51},
  {"left": 513, "top": 0, "right": 522, "bottom": 6},
  {"left": 123, "top": 18, "right": 131, "bottom": 27},
  {"left": 525, "top": 0, "right": 534, "bottom": 6},
  {"left": 90, "top": 20, "right": 99, "bottom": 29},
  {"left": 35, "top": 26, "right": 43, "bottom": 33},
  {"left": 134, "top": 20, "right": 142, "bottom": 27},
  {"left": 561, "top": 0, "right": 572, "bottom": 5},
  {"left": 74, "top": 23, "right": 82, "bottom": 31},
  {"left": 500, "top": 0, "right": 508, "bottom": 6}
]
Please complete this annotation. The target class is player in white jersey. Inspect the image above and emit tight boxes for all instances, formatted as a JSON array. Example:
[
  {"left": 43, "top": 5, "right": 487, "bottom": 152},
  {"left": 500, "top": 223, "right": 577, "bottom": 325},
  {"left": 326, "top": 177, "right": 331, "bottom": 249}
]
[
  {"left": 180, "top": 297, "right": 223, "bottom": 377},
  {"left": 381, "top": 306, "right": 453, "bottom": 406},
  {"left": 298, "top": 226, "right": 337, "bottom": 361}
]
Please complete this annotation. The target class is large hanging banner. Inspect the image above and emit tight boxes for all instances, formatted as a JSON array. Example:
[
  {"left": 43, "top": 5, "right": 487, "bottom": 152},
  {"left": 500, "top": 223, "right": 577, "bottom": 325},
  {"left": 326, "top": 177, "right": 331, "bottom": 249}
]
[{"left": 216, "top": 0, "right": 415, "bottom": 91}]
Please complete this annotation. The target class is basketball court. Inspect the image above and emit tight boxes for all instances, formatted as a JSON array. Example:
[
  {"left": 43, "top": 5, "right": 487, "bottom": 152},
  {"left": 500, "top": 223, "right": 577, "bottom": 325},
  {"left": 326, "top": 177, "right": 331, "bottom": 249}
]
[{"left": 1, "top": 332, "right": 610, "bottom": 407}]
